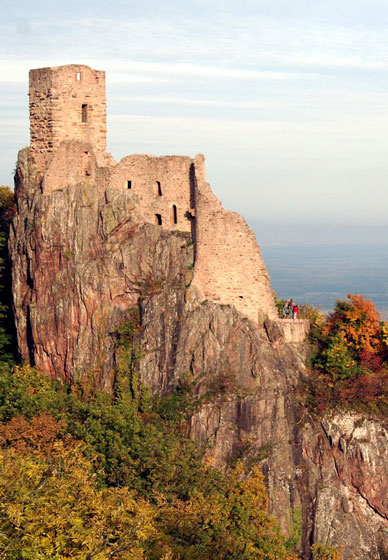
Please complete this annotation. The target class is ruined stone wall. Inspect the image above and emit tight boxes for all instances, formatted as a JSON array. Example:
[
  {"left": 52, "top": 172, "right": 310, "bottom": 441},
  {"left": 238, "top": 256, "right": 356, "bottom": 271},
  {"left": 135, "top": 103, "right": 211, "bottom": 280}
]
[
  {"left": 29, "top": 65, "right": 106, "bottom": 171},
  {"left": 110, "top": 154, "right": 199, "bottom": 233},
  {"left": 27, "top": 64, "right": 280, "bottom": 325},
  {"left": 192, "top": 155, "right": 278, "bottom": 322}
]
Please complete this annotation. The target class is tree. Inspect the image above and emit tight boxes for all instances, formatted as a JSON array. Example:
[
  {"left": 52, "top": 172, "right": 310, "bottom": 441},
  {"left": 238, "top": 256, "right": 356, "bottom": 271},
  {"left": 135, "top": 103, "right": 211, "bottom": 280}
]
[
  {"left": 156, "top": 462, "right": 288, "bottom": 560},
  {"left": 323, "top": 294, "right": 382, "bottom": 356},
  {"left": 0, "top": 186, "right": 16, "bottom": 360},
  {"left": 0, "top": 439, "right": 157, "bottom": 559},
  {"left": 311, "top": 543, "right": 342, "bottom": 560}
]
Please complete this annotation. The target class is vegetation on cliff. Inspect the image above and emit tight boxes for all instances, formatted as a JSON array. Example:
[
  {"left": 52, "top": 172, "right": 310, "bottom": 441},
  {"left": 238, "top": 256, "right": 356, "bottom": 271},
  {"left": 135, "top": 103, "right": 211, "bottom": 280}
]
[
  {"left": 0, "top": 185, "right": 301, "bottom": 560},
  {"left": 1, "top": 189, "right": 382, "bottom": 560},
  {"left": 305, "top": 293, "right": 388, "bottom": 417},
  {"left": 0, "top": 363, "right": 293, "bottom": 559},
  {"left": 0, "top": 185, "right": 16, "bottom": 360}
]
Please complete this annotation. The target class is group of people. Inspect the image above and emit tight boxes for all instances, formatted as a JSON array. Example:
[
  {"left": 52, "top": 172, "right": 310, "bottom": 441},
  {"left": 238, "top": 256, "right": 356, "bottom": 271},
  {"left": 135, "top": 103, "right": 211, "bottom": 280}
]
[{"left": 282, "top": 299, "right": 299, "bottom": 320}]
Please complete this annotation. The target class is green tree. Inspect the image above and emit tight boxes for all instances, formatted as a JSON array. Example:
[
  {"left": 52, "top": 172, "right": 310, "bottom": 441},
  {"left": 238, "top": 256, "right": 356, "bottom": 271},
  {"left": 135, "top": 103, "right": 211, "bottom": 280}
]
[{"left": 0, "top": 186, "right": 16, "bottom": 360}]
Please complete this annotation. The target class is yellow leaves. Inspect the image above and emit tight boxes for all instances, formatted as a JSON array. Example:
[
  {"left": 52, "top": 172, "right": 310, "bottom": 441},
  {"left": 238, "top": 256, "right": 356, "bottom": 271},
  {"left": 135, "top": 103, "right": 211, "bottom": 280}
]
[
  {"left": 0, "top": 440, "right": 156, "bottom": 559},
  {"left": 156, "top": 462, "right": 287, "bottom": 560},
  {"left": 382, "top": 321, "right": 388, "bottom": 349},
  {"left": 311, "top": 543, "right": 342, "bottom": 560}
]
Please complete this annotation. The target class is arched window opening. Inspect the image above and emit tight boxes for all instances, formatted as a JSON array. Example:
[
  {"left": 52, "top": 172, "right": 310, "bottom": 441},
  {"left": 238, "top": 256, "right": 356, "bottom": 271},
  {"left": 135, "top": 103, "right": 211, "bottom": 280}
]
[
  {"left": 127, "top": 180, "right": 132, "bottom": 189},
  {"left": 172, "top": 205, "right": 178, "bottom": 225},
  {"left": 155, "top": 214, "right": 162, "bottom": 226},
  {"left": 82, "top": 104, "right": 88, "bottom": 123},
  {"left": 156, "top": 181, "right": 162, "bottom": 196}
]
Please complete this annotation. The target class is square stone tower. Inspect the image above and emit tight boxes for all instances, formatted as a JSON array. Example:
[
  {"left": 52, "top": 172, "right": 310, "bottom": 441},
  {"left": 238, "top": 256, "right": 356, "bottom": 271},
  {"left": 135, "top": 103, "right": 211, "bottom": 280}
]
[{"left": 29, "top": 64, "right": 106, "bottom": 170}]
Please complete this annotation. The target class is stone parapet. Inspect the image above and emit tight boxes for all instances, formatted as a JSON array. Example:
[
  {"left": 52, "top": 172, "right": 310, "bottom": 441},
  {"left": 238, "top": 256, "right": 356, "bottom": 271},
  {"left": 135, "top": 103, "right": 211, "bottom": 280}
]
[
  {"left": 265, "top": 318, "right": 309, "bottom": 343},
  {"left": 280, "top": 318, "right": 309, "bottom": 342}
]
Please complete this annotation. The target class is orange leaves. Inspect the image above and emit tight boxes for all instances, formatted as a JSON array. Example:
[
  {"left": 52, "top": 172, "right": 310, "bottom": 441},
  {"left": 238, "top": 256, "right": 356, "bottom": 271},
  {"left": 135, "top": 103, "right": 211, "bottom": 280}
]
[
  {"left": 324, "top": 294, "right": 382, "bottom": 355},
  {"left": 0, "top": 412, "right": 65, "bottom": 454}
]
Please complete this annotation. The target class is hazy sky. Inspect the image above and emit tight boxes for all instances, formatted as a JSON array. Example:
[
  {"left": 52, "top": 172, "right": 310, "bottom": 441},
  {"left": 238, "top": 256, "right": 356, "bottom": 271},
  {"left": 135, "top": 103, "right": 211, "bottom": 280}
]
[{"left": 1, "top": 0, "right": 388, "bottom": 244}]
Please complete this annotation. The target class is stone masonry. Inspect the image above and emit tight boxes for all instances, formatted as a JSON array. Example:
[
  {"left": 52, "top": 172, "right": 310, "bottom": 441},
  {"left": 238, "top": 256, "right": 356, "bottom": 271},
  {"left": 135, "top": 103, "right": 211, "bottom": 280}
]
[
  {"left": 26, "top": 63, "right": 307, "bottom": 331},
  {"left": 29, "top": 65, "right": 107, "bottom": 170}
]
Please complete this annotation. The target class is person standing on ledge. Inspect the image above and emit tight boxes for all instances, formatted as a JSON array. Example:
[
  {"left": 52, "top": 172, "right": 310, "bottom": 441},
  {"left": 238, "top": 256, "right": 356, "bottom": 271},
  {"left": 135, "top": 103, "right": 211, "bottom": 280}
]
[{"left": 293, "top": 302, "right": 299, "bottom": 320}]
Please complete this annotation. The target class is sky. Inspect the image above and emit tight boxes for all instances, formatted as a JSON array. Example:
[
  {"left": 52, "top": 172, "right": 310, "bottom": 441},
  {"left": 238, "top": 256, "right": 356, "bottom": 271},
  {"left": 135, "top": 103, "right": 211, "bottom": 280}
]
[{"left": 1, "top": 0, "right": 388, "bottom": 245}]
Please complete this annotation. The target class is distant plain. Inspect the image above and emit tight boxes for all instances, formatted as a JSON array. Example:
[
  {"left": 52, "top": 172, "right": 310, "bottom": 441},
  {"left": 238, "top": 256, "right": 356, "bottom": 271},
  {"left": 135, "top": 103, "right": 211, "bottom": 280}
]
[{"left": 261, "top": 244, "right": 388, "bottom": 319}]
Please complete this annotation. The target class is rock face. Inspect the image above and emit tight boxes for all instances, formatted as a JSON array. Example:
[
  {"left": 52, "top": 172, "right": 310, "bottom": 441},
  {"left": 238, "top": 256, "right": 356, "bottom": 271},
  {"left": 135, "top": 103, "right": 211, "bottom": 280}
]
[
  {"left": 10, "top": 147, "right": 388, "bottom": 558},
  {"left": 302, "top": 413, "right": 388, "bottom": 559},
  {"left": 10, "top": 148, "right": 194, "bottom": 386},
  {"left": 139, "top": 280, "right": 388, "bottom": 558}
]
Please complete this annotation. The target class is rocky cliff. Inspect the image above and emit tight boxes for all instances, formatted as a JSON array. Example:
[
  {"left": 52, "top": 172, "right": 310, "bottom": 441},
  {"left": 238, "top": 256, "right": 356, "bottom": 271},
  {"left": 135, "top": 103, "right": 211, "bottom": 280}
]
[{"left": 9, "top": 146, "right": 388, "bottom": 559}]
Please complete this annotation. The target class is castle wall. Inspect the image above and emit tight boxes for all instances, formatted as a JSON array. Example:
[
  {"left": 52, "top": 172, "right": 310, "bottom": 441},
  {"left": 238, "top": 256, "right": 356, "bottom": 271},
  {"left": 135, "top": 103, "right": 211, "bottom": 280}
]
[
  {"left": 41, "top": 141, "right": 109, "bottom": 194},
  {"left": 110, "top": 154, "right": 198, "bottom": 233},
  {"left": 192, "top": 155, "right": 277, "bottom": 322},
  {"left": 29, "top": 65, "right": 106, "bottom": 171}
]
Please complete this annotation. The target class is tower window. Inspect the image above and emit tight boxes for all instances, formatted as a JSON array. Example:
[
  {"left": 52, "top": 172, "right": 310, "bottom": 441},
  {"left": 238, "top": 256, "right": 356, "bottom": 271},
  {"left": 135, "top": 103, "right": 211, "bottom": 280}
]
[
  {"left": 127, "top": 180, "right": 132, "bottom": 189},
  {"left": 82, "top": 104, "right": 88, "bottom": 123},
  {"left": 155, "top": 214, "right": 162, "bottom": 226},
  {"left": 76, "top": 72, "right": 81, "bottom": 81},
  {"left": 156, "top": 181, "right": 162, "bottom": 196},
  {"left": 172, "top": 205, "right": 178, "bottom": 224}
]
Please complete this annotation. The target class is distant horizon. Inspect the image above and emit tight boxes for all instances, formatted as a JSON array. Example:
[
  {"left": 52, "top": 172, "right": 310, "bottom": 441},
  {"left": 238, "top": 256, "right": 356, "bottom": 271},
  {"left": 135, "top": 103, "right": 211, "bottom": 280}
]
[
  {"left": 2, "top": 0, "right": 388, "bottom": 244},
  {"left": 250, "top": 220, "right": 388, "bottom": 247},
  {"left": 261, "top": 244, "right": 388, "bottom": 319}
]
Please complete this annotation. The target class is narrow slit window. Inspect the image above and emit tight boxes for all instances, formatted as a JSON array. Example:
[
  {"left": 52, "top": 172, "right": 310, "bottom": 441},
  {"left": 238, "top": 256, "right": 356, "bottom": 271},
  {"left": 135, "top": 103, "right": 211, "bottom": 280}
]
[
  {"left": 82, "top": 104, "right": 88, "bottom": 123},
  {"left": 83, "top": 151, "right": 91, "bottom": 176},
  {"left": 156, "top": 181, "right": 162, "bottom": 196},
  {"left": 127, "top": 180, "right": 132, "bottom": 189},
  {"left": 76, "top": 72, "right": 81, "bottom": 81},
  {"left": 155, "top": 214, "right": 162, "bottom": 226},
  {"left": 172, "top": 204, "right": 178, "bottom": 224}
]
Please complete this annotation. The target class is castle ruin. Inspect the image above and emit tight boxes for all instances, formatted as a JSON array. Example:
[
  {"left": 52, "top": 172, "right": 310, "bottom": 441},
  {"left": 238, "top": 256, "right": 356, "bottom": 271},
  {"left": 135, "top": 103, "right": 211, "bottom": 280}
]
[
  {"left": 28, "top": 64, "right": 284, "bottom": 325},
  {"left": 16, "top": 64, "right": 307, "bottom": 364}
]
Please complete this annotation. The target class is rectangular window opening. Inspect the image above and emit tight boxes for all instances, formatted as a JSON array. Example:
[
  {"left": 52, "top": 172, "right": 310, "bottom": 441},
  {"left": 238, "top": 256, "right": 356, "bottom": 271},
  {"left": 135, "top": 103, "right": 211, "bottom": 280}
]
[
  {"left": 172, "top": 204, "right": 178, "bottom": 225},
  {"left": 155, "top": 214, "right": 162, "bottom": 226},
  {"left": 156, "top": 181, "right": 162, "bottom": 196},
  {"left": 127, "top": 180, "right": 132, "bottom": 189},
  {"left": 76, "top": 72, "right": 81, "bottom": 81},
  {"left": 82, "top": 104, "right": 88, "bottom": 123}
]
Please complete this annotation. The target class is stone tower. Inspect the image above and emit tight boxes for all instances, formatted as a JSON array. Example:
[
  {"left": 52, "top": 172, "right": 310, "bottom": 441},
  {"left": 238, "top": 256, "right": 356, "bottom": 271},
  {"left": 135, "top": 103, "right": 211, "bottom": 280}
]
[{"left": 29, "top": 64, "right": 107, "bottom": 171}]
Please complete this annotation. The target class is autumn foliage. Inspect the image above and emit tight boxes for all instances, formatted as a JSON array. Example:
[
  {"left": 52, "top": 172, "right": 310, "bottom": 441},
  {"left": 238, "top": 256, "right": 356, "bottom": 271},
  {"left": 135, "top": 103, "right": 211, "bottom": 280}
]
[
  {"left": 307, "top": 293, "right": 388, "bottom": 416},
  {"left": 323, "top": 294, "right": 383, "bottom": 355},
  {"left": 0, "top": 364, "right": 299, "bottom": 559}
]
